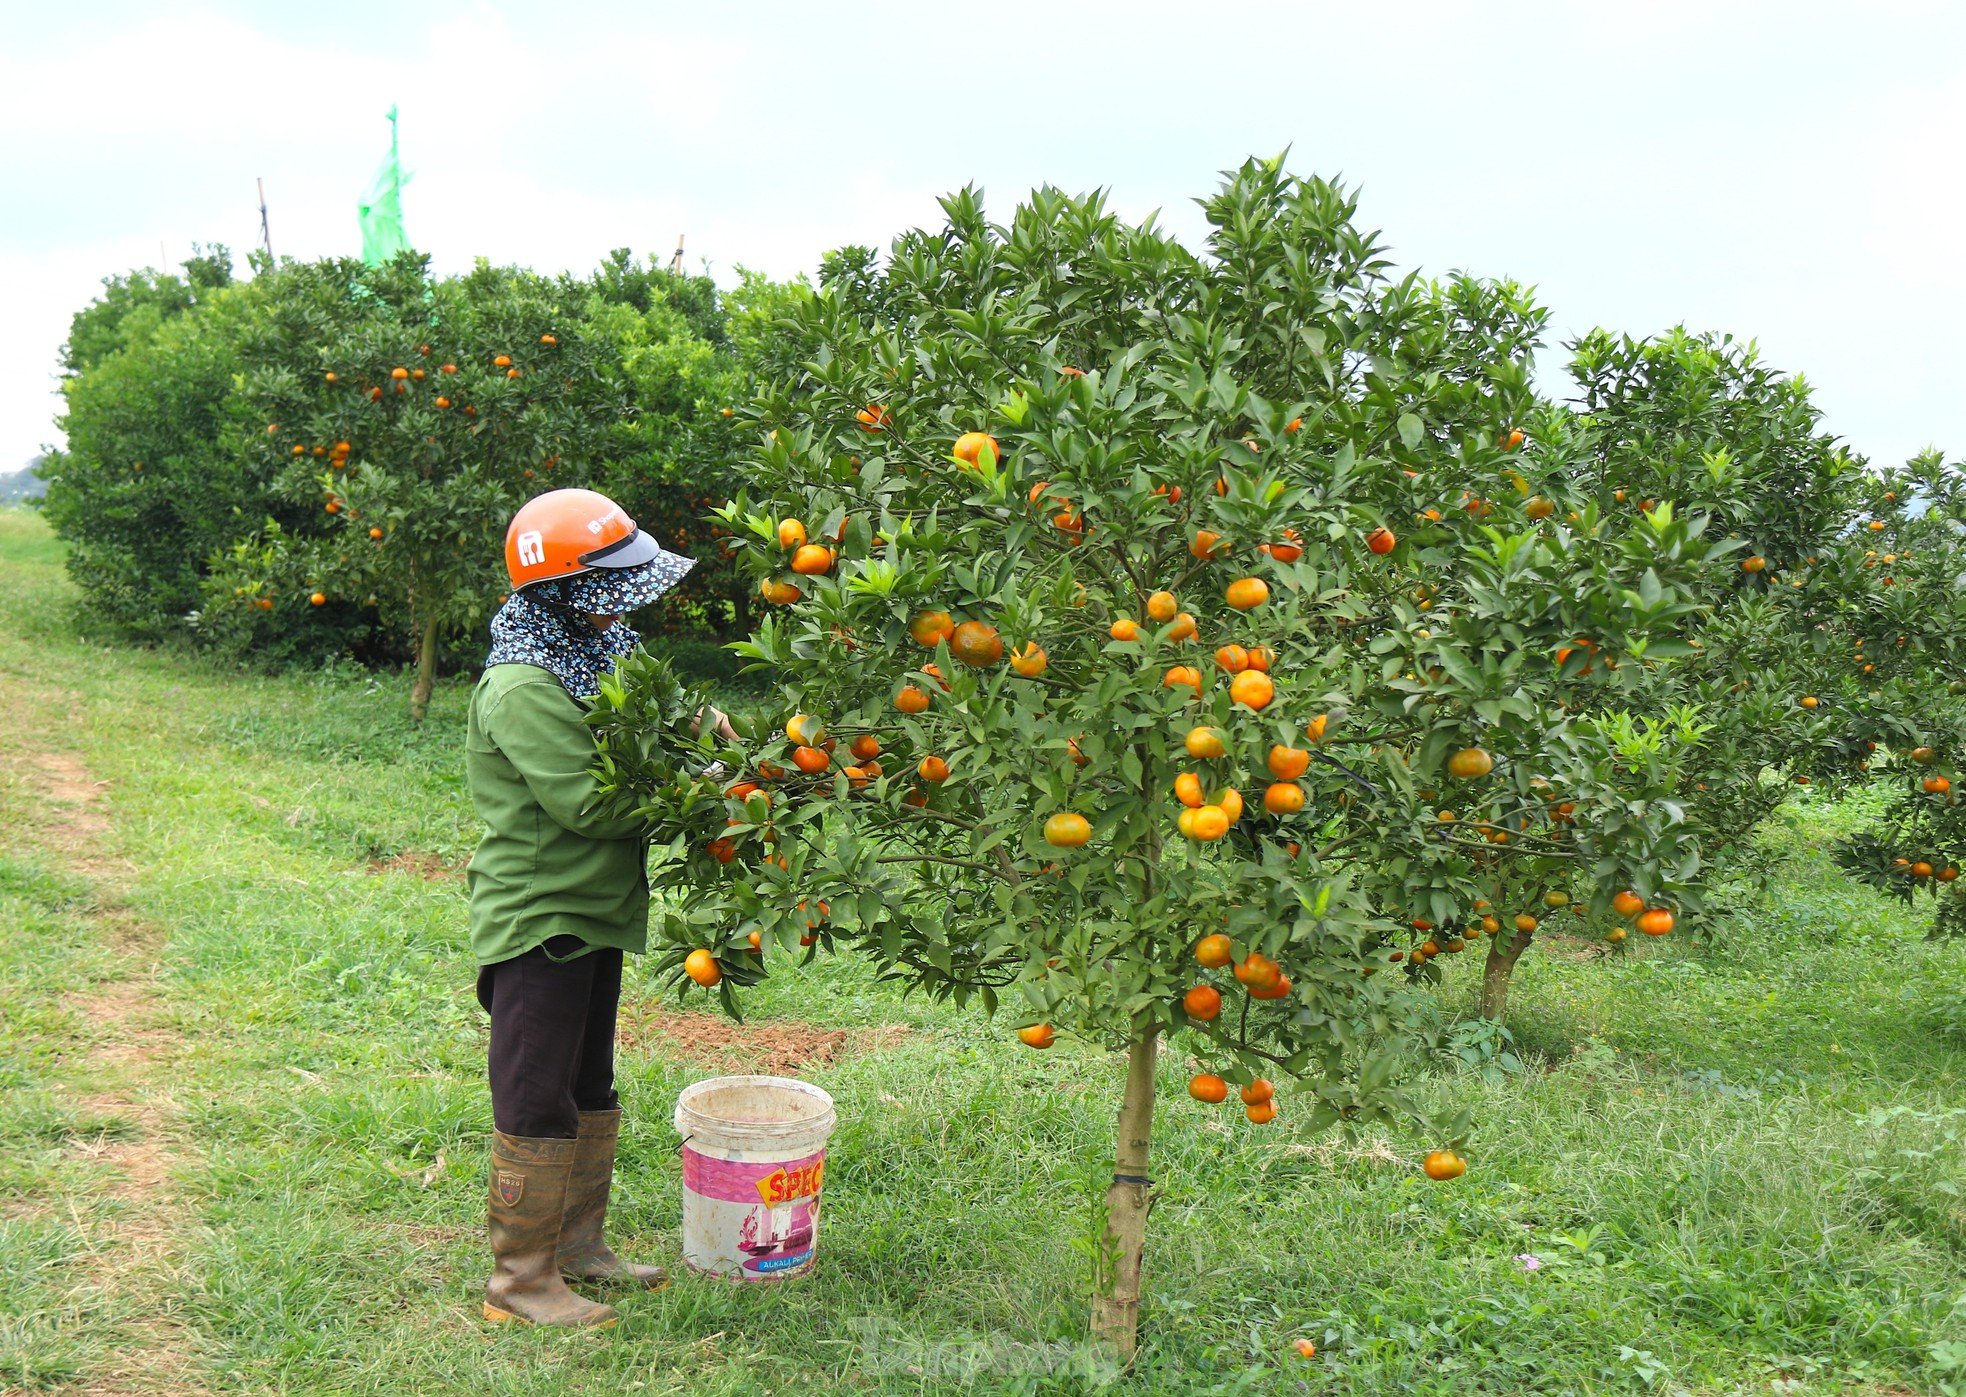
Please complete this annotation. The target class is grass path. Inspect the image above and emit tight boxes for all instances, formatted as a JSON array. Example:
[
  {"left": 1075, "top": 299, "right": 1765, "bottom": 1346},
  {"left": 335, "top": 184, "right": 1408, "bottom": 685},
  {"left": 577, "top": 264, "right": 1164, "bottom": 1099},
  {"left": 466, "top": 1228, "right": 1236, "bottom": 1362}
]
[{"left": 1, "top": 507, "right": 1963, "bottom": 1395}]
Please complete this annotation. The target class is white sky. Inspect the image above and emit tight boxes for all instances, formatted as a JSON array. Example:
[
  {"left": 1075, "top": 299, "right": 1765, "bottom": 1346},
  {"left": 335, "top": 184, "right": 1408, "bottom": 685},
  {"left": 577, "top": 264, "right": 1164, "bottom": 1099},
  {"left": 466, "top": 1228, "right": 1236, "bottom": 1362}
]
[{"left": 3, "top": 1, "right": 1962, "bottom": 474}]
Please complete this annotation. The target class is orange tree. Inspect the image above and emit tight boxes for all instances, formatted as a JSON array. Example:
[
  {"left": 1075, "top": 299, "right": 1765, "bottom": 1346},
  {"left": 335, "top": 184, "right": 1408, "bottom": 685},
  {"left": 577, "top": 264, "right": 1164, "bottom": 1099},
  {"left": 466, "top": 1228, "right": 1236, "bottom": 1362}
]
[
  {"left": 1827, "top": 453, "right": 1966, "bottom": 932},
  {"left": 213, "top": 255, "right": 636, "bottom": 718},
  {"left": 590, "top": 159, "right": 1724, "bottom": 1357}
]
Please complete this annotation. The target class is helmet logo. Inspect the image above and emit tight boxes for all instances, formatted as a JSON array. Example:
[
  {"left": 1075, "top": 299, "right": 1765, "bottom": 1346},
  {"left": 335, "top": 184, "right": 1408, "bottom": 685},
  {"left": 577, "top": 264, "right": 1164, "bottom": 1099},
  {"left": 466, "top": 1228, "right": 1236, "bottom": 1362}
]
[
  {"left": 587, "top": 507, "right": 625, "bottom": 536},
  {"left": 515, "top": 530, "right": 545, "bottom": 567}
]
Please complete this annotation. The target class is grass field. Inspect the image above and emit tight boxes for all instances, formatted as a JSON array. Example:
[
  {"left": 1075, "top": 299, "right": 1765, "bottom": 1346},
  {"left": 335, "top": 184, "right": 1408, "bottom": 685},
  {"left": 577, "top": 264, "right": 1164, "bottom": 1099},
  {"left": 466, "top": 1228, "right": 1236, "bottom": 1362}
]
[{"left": 1, "top": 505, "right": 1962, "bottom": 1395}]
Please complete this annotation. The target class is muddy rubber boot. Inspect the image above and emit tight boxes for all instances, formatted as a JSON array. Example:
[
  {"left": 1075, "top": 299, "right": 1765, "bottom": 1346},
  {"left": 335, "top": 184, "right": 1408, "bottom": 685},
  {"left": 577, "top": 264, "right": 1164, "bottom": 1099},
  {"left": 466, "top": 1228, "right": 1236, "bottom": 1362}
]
[
  {"left": 557, "top": 1109, "right": 670, "bottom": 1289},
  {"left": 484, "top": 1132, "right": 620, "bottom": 1328}
]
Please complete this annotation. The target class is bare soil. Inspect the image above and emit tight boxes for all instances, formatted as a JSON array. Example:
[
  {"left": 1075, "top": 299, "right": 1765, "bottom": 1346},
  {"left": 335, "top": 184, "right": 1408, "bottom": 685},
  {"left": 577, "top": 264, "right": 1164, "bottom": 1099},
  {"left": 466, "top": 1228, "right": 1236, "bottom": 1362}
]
[{"left": 619, "top": 1005, "right": 907, "bottom": 1076}]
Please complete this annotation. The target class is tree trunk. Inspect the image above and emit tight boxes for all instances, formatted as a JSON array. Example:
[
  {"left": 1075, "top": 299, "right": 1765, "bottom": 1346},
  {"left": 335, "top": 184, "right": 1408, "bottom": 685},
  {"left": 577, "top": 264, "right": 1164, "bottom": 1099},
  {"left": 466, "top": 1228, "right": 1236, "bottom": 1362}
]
[
  {"left": 1089, "top": 1032, "right": 1158, "bottom": 1364},
  {"left": 1480, "top": 926, "right": 1533, "bottom": 1021},
  {"left": 409, "top": 613, "right": 440, "bottom": 722}
]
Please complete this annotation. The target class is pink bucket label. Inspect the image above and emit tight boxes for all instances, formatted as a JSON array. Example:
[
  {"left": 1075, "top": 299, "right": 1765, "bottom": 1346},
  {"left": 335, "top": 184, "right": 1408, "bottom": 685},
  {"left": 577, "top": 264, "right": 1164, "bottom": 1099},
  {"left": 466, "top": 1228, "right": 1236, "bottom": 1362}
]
[{"left": 680, "top": 1145, "right": 826, "bottom": 1280}]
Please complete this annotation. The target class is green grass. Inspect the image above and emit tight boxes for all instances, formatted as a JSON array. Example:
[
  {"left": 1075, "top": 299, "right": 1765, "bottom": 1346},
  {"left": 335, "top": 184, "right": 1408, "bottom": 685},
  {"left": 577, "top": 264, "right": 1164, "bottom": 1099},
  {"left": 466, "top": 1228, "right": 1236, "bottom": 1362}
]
[{"left": 2, "top": 504, "right": 1964, "bottom": 1394}]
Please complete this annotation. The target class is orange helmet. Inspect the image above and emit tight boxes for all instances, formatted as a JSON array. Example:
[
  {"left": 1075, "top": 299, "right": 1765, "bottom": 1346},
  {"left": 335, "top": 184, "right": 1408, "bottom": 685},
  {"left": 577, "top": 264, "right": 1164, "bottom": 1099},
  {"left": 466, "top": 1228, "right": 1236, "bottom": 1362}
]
[{"left": 504, "top": 488, "right": 660, "bottom": 589}]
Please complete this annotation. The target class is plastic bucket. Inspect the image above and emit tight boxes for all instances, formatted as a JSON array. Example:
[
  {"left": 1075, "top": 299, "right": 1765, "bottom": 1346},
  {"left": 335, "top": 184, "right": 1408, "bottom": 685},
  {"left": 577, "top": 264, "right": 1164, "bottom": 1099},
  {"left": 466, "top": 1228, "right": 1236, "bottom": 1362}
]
[{"left": 673, "top": 1075, "right": 836, "bottom": 1282}]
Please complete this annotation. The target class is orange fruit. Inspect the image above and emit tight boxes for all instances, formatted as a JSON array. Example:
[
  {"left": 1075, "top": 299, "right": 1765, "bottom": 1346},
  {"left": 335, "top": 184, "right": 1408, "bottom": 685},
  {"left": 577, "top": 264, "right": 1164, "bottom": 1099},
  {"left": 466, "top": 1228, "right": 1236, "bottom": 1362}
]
[
  {"left": 1446, "top": 747, "right": 1494, "bottom": 779},
  {"left": 493, "top": 354, "right": 512, "bottom": 368},
  {"left": 786, "top": 714, "right": 824, "bottom": 746},
  {"left": 1174, "top": 772, "right": 1205, "bottom": 807},
  {"left": 1183, "top": 985, "right": 1223, "bottom": 1020},
  {"left": 790, "top": 544, "right": 834, "bottom": 576},
  {"left": 1365, "top": 526, "right": 1396, "bottom": 554},
  {"left": 1185, "top": 727, "right": 1226, "bottom": 759},
  {"left": 1215, "top": 644, "right": 1250, "bottom": 674},
  {"left": 1229, "top": 670, "right": 1274, "bottom": 710},
  {"left": 1268, "top": 745, "right": 1311, "bottom": 779},
  {"left": 1017, "top": 1024, "right": 1055, "bottom": 1049},
  {"left": 1294, "top": 1338, "right": 1317, "bottom": 1359},
  {"left": 777, "top": 518, "right": 807, "bottom": 548},
  {"left": 1912, "top": 746, "right": 1938, "bottom": 764},
  {"left": 1525, "top": 496, "right": 1555, "bottom": 520},
  {"left": 792, "top": 746, "right": 830, "bottom": 775},
  {"left": 856, "top": 403, "right": 889, "bottom": 431},
  {"left": 1245, "top": 1101, "right": 1277, "bottom": 1125},
  {"left": 1215, "top": 787, "right": 1244, "bottom": 823},
  {"left": 1189, "top": 805, "right": 1230, "bottom": 840},
  {"left": 1146, "top": 590, "right": 1179, "bottom": 622},
  {"left": 1240, "top": 1077, "right": 1275, "bottom": 1105},
  {"left": 1502, "top": 428, "right": 1526, "bottom": 449},
  {"left": 1422, "top": 1149, "right": 1466, "bottom": 1180},
  {"left": 917, "top": 756, "right": 951, "bottom": 783},
  {"left": 1043, "top": 812, "right": 1092, "bottom": 847},
  {"left": 1010, "top": 642, "right": 1048, "bottom": 677},
  {"left": 684, "top": 949, "right": 722, "bottom": 987},
  {"left": 1189, "top": 1073, "right": 1229, "bottom": 1103},
  {"left": 369, "top": 527, "right": 384, "bottom": 540},
  {"left": 951, "top": 620, "right": 1004, "bottom": 667},
  {"left": 1263, "top": 781, "right": 1305, "bottom": 814},
  {"left": 1800, "top": 695, "right": 1819, "bottom": 709},
  {"left": 1636, "top": 907, "right": 1675, "bottom": 936},
  {"left": 1611, "top": 890, "right": 1644, "bottom": 918},
  {"left": 1924, "top": 775, "right": 1952, "bottom": 794},
  {"left": 1191, "top": 529, "right": 1223, "bottom": 560},
  {"left": 1234, "top": 955, "right": 1280, "bottom": 991},
  {"left": 849, "top": 735, "right": 882, "bottom": 762},
  {"left": 1513, "top": 913, "right": 1538, "bottom": 934},
  {"left": 952, "top": 431, "right": 999, "bottom": 467},
  {"left": 1195, "top": 934, "right": 1234, "bottom": 968},
  {"left": 759, "top": 579, "right": 802, "bottom": 605},
  {"left": 1110, "top": 618, "right": 1142, "bottom": 642},
  {"left": 1225, "top": 577, "right": 1269, "bottom": 610},
  {"left": 909, "top": 610, "right": 955, "bottom": 647},
  {"left": 1167, "top": 612, "right": 1199, "bottom": 642},
  {"left": 1248, "top": 974, "right": 1292, "bottom": 1001},
  {"left": 1305, "top": 713, "right": 1328, "bottom": 743},
  {"left": 309, "top": 592, "right": 326, "bottom": 606},
  {"left": 1163, "top": 664, "right": 1203, "bottom": 696},
  {"left": 1245, "top": 646, "right": 1273, "bottom": 673},
  {"left": 1742, "top": 555, "right": 1766, "bottom": 573}
]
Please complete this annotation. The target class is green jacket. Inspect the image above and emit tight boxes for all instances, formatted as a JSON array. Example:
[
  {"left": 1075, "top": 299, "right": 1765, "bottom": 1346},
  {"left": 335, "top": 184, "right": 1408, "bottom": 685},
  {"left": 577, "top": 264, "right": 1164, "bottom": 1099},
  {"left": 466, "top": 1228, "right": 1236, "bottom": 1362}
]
[{"left": 465, "top": 664, "right": 649, "bottom": 965}]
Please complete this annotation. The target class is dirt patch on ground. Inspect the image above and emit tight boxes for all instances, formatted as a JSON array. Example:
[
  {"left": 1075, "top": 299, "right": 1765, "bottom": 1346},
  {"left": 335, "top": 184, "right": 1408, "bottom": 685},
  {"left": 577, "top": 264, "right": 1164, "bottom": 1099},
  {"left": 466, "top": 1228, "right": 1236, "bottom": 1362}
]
[
  {"left": 1, "top": 740, "right": 208, "bottom": 1392},
  {"left": 620, "top": 1006, "right": 908, "bottom": 1076},
  {"left": 366, "top": 849, "right": 465, "bottom": 881}
]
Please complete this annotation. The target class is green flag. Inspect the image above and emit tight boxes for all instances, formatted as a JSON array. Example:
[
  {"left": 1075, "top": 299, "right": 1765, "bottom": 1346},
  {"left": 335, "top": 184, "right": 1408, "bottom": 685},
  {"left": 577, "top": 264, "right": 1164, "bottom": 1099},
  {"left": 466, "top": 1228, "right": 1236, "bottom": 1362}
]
[{"left": 358, "top": 105, "right": 412, "bottom": 265}]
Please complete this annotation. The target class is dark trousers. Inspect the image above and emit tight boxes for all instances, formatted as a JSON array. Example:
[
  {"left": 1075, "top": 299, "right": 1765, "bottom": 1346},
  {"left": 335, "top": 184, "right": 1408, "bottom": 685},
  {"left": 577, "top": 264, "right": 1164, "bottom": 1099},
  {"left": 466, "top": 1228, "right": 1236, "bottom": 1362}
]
[{"left": 476, "top": 935, "right": 623, "bottom": 1139}]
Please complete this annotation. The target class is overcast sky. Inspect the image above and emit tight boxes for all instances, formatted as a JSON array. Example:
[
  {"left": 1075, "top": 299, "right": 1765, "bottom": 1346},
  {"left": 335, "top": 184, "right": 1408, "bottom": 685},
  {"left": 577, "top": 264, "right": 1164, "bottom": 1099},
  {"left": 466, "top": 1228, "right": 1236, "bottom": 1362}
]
[{"left": 4, "top": 1, "right": 1962, "bottom": 475}]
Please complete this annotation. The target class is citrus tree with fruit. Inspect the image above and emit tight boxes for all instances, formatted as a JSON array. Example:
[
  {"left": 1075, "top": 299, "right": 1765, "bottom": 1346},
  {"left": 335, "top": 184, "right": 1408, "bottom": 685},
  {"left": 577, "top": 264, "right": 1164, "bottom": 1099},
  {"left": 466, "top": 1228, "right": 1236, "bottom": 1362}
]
[
  {"left": 592, "top": 159, "right": 1726, "bottom": 1358},
  {"left": 216, "top": 256, "right": 635, "bottom": 717}
]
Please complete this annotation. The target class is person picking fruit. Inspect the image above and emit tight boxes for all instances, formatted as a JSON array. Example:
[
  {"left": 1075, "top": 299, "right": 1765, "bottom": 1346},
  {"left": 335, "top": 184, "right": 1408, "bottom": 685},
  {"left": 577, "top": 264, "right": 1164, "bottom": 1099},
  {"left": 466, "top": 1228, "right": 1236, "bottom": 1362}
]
[{"left": 467, "top": 488, "right": 733, "bottom": 1328}]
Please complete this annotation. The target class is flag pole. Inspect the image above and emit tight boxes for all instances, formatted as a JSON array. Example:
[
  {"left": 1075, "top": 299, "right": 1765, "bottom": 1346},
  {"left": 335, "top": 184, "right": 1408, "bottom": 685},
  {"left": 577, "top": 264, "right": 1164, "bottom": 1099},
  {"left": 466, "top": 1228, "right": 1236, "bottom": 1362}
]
[
  {"left": 669, "top": 234, "right": 686, "bottom": 275},
  {"left": 257, "top": 177, "right": 274, "bottom": 259}
]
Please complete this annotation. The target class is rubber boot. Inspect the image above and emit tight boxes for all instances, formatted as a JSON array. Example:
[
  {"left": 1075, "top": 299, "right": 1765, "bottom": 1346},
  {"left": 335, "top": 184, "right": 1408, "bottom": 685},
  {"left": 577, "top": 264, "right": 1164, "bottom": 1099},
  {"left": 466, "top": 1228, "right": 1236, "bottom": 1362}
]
[
  {"left": 484, "top": 1132, "right": 619, "bottom": 1328},
  {"left": 557, "top": 1109, "right": 670, "bottom": 1289}
]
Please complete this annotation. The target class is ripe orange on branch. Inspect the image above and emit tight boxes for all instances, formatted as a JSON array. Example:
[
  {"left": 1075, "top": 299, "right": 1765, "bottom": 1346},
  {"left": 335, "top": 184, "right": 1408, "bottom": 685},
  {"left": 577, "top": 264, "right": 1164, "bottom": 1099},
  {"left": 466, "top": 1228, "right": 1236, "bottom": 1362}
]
[
  {"left": 1447, "top": 747, "right": 1494, "bottom": 779},
  {"left": 1189, "top": 1074, "right": 1229, "bottom": 1103},
  {"left": 1268, "top": 745, "right": 1311, "bottom": 779},
  {"left": 952, "top": 431, "right": 999, "bottom": 467},
  {"left": 1043, "top": 812, "right": 1092, "bottom": 847},
  {"left": 1183, "top": 985, "right": 1223, "bottom": 1021},
  {"left": 950, "top": 620, "right": 1004, "bottom": 667},
  {"left": 1194, "top": 934, "right": 1234, "bottom": 968},
  {"left": 1225, "top": 577, "right": 1269, "bottom": 610},
  {"left": 790, "top": 544, "right": 835, "bottom": 575}
]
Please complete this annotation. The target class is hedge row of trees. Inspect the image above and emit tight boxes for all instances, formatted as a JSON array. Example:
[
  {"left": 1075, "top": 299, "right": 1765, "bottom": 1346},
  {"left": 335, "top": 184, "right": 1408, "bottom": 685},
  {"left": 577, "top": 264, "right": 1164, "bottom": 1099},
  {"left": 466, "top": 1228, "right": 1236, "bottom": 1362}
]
[{"left": 42, "top": 245, "right": 806, "bottom": 713}]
